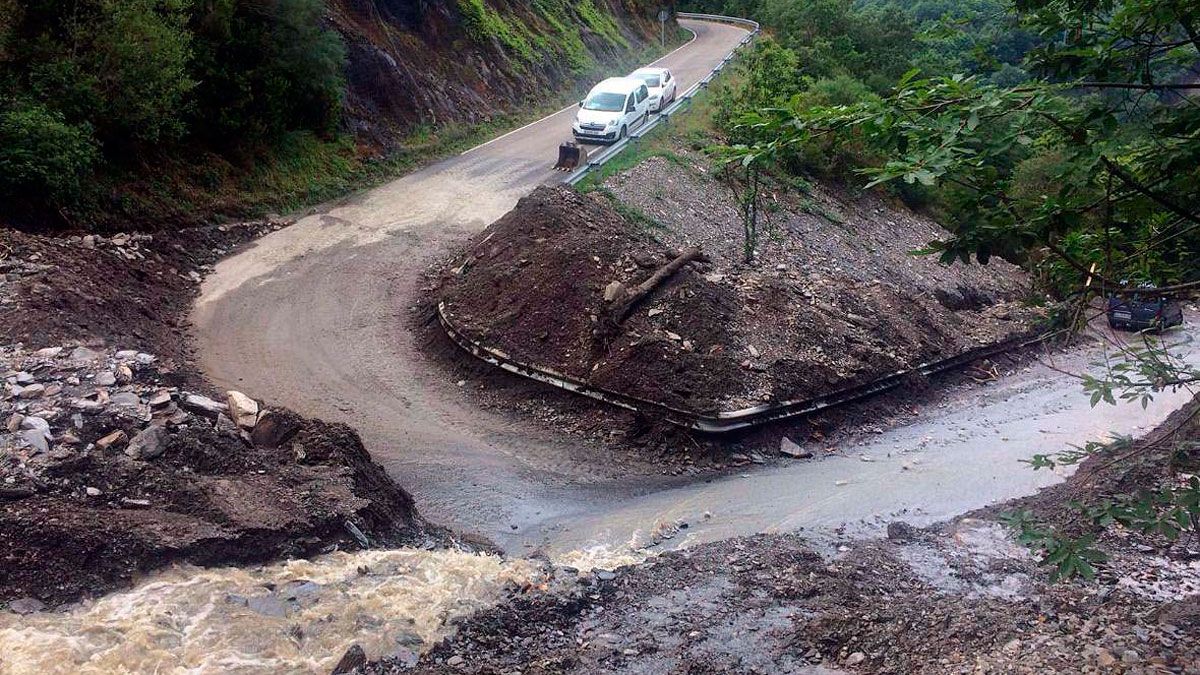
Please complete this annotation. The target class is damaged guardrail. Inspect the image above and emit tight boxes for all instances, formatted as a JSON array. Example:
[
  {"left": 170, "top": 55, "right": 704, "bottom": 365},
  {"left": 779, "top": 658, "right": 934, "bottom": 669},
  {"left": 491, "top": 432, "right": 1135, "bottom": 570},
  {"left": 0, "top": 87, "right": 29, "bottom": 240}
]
[
  {"left": 439, "top": 301, "right": 1056, "bottom": 434},
  {"left": 564, "top": 12, "right": 761, "bottom": 188}
]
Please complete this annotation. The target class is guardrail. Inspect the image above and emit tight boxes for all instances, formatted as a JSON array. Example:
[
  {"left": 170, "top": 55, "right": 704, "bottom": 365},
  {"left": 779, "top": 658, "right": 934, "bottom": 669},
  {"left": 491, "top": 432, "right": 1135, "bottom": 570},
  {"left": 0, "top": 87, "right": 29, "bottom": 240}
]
[
  {"left": 439, "top": 301, "right": 1056, "bottom": 434},
  {"left": 564, "top": 12, "right": 761, "bottom": 188}
]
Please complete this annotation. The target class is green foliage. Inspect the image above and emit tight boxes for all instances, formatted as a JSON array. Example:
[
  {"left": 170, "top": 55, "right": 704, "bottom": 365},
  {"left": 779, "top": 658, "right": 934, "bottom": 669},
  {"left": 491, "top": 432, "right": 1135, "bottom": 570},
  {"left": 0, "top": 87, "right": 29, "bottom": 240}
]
[
  {"left": 457, "top": 0, "right": 536, "bottom": 62},
  {"left": 1, "top": 0, "right": 347, "bottom": 216},
  {"left": 576, "top": 0, "right": 629, "bottom": 49},
  {"left": 1023, "top": 435, "right": 1132, "bottom": 471},
  {"left": 189, "top": 0, "right": 347, "bottom": 143},
  {"left": 1083, "top": 341, "right": 1200, "bottom": 409},
  {"left": 1003, "top": 509, "right": 1109, "bottom": 581},
  {"left": 1003, "top": 473, "right": 1200, "bottom": 581},
  {"left": 0, "top": 100, "right": 98, "bottom": 202},
  {"left": 24, "top": 0, "right": 196, "bottom": 145}
]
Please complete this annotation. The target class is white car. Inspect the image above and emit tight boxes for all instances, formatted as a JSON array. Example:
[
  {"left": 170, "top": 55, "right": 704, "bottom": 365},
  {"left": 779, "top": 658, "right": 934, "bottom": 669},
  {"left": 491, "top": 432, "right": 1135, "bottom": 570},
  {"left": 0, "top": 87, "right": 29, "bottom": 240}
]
[
  {"left": 573, "top": 77, "right": 653, "bottom": 144},
  {"left": 630, "top": 67, "right": 677, "bottom": 112}
]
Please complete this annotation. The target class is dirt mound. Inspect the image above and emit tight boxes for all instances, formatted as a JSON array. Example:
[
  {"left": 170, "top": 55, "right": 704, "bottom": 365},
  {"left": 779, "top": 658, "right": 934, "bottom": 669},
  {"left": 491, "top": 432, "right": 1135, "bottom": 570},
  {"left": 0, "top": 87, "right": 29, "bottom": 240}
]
[
  {"left": 0, "top": 344, "right": 434, "bottom": 605},
  {"left": 0, "top": 223, "right": 280, "bottom": 375},
  {"left": 0, "top": 222, "right": 438, "bottom": 606},
  {"left": 439, "top": 181, "right": 1039, "bottom": 416}
]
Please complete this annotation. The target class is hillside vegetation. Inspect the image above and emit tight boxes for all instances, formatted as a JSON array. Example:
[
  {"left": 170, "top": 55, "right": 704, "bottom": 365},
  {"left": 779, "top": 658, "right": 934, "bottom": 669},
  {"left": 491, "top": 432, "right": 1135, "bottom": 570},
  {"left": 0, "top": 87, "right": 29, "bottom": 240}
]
[{"left": 0, "top": 0, "right": 670, "bottom": 229}]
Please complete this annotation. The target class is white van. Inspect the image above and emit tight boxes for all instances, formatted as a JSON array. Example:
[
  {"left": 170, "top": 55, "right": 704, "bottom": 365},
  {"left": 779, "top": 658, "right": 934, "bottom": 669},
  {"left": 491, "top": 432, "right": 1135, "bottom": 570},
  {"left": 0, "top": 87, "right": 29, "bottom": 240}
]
[
  {"left": 630, "top": 67, "right": 677, "bottom": 112},
  {"left": 572, "top": 77, "right": 652, "bottom": 144}
]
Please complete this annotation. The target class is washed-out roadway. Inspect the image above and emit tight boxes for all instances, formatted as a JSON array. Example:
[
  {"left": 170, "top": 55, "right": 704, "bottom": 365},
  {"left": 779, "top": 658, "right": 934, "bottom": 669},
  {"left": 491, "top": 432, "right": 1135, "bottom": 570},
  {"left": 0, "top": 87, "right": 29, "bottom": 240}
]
[{"left": 192, "top": 18, "right": 1196, "bottom": 555}]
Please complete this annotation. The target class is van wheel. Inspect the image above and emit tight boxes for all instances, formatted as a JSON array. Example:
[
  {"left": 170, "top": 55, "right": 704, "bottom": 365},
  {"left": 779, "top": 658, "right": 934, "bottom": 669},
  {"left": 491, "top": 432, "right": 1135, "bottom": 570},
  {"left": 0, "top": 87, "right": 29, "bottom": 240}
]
[{"left": 619, "top": 125, "right": 627, "bottom": 140}]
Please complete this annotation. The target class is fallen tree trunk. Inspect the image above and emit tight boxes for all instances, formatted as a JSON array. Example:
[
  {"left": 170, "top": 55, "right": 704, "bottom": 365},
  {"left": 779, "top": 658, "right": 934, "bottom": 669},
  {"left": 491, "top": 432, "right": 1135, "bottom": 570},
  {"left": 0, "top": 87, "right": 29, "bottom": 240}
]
[
  {"left": 594, "top": 246, "right": 703, "bottom": 346},
  {"left": 614, "top": 246, "right": 703, "bottom": 322}
]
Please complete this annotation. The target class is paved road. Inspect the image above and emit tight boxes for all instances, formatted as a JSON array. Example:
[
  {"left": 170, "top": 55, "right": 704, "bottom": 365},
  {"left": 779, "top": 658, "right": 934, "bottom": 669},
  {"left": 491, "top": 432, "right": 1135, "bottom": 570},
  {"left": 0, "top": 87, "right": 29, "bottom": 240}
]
[{"left": 193, "top": 19, "right": 752, "bottom": 542}]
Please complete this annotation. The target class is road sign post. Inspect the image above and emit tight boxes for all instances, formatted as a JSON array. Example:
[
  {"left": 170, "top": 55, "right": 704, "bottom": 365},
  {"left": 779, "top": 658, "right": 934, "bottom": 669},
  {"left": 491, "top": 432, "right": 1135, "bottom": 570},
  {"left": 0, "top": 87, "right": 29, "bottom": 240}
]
[{"left": 658, "top": 8, "right": 669, "bottom": 47}]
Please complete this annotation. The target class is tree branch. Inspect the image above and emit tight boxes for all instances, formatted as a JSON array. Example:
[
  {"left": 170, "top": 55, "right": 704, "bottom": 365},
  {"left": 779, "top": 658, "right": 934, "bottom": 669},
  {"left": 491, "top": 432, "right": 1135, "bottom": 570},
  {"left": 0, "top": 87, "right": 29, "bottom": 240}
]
[
  {"left": 1101, "top": 157, "right": 1200, "bottom": 228},
  {"left": 1074, "top": 81, "right": 1200, "bottom": 91}
]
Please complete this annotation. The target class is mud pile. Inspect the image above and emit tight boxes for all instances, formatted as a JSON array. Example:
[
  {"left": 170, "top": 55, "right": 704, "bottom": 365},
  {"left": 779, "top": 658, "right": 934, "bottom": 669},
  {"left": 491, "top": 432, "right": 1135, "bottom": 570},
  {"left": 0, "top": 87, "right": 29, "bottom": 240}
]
[
  {"left": 0, "top": 222, "right": 281, "bottom": 372},
  {"left": 0, "top": 223, "right": 434, "bottom": 606},
  {"left": 439, "top": 181, "right": 1039, "bottom": 415},
  {"left": 0, "top": 343, "right": 432, "bottom": 605}
]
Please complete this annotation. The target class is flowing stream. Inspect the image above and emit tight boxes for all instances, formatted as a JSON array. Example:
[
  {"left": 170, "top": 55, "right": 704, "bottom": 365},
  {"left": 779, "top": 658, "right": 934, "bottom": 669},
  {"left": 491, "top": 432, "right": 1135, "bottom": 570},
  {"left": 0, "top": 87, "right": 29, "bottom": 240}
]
[
  {"left": 0, "top": 545, "right": 651, "bottom": 675},
  {"left": 0, "top": 550, "right": 541, "bottom": 674}
]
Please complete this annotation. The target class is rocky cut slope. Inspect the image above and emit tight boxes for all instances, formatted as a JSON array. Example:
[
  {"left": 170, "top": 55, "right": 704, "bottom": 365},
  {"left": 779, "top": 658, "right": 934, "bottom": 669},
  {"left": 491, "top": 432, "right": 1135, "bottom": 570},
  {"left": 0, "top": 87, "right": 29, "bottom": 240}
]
[{"left": 330, "top": 0, "right": 675, "bottom": 149}]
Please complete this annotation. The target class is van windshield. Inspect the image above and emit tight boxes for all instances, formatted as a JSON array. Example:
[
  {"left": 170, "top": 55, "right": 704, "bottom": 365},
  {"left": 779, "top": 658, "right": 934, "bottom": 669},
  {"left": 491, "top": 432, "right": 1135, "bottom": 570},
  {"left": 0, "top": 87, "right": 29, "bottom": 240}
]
[
  {"left": 634, "top": 74, "right": 661, "bottom": 87},
  {"left": 583, "top": 91, "right": 627, "bottom": 112}
]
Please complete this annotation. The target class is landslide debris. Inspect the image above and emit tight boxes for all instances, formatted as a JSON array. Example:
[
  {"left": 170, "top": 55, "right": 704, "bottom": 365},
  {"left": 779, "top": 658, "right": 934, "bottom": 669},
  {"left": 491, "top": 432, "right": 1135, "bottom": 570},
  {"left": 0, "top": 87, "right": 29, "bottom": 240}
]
[
  {"left": 0, "top": 222, "right": 283, "bottom": 372},
  {"left": 0, "top": 342, "right": 431, "bottom": 606},
  {"left": 368, "top": 398, "right": 1200, "bottom": 674},
  {"left": 0, "top": 222, "right": 436, "bottom": 606},
  {"left": 439, "top": 175, "right": 1040, "bottom": 416}
]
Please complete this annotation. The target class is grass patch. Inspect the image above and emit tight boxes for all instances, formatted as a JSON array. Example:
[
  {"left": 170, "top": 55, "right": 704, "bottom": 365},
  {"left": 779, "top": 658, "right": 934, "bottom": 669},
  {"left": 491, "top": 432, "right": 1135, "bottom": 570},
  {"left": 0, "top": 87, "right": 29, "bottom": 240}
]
[
  {"left": 457, "top": 0, "right": 535, "bottom": 62},
  {"left": 589, "top": 186, "right": 667, "bottom": 233}
]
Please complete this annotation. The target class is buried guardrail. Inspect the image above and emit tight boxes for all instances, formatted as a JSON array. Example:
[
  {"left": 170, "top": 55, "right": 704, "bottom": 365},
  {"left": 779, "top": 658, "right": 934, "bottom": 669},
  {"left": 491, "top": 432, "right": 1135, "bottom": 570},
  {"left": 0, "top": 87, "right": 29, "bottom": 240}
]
[
  {"left": 439, "top": 301, "right": 1058, "bottom": 434},
  {"left": 564, "top": 13, "right": 761, "bottom": 188}
]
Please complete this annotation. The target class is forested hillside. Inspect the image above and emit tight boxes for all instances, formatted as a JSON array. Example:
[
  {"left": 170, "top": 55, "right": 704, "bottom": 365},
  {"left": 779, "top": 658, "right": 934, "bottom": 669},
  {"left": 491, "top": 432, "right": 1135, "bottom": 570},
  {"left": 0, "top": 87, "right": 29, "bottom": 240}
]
[{"left": 0, "top": 0, "right": 671, "bottom": 229}]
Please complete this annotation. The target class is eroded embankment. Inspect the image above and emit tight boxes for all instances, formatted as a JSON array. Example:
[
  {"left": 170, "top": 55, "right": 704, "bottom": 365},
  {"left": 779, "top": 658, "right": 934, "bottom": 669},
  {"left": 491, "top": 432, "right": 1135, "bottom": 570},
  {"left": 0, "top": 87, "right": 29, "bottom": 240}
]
[
  {"left": 438, "top": 175, "right": 1040, "bottom": 416},
  {"left": 0, "top": 225, "right": 435, "bottom": 606}
]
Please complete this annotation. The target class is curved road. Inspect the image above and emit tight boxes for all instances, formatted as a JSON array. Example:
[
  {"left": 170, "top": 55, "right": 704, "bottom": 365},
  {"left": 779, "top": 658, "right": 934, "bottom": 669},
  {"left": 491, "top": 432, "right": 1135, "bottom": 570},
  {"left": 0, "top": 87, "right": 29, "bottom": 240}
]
[
  {"left": 193, "top": 18, "right": 1196, "bottom": 554},
  {"left": 193, "top": 19, "right": 751, "bottom": 542}
]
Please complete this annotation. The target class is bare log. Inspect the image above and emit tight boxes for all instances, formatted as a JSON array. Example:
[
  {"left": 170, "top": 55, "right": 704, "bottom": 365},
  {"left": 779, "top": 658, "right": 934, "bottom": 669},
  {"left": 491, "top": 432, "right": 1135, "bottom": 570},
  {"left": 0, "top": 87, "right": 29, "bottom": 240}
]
[
  {"left": 594, "top": 246, "right": 703, "bottom": 347},
  {"left": 613, "top": 246, "right": 703, "bottom": 321}
]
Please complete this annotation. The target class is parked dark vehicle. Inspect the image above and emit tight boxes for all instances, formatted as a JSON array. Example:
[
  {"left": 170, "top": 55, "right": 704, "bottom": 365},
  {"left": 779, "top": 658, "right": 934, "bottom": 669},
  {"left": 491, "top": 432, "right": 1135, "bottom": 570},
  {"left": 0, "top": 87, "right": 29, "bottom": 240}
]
[{"left": 1106, "top": 291, "right": 1184, "bottom": 332}]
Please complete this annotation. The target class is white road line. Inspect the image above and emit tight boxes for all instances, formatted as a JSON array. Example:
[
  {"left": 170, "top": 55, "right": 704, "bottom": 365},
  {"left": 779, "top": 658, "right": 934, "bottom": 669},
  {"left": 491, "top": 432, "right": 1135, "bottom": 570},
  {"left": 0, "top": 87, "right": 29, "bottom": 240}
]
[{"left": 459, "top": 23, "right": 703, "bottom": 157}]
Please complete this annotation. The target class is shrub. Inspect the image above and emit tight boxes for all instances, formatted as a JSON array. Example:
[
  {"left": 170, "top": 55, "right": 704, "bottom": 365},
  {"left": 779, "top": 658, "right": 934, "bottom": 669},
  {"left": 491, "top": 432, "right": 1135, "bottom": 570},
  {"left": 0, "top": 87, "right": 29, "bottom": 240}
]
[
  {"left": 88, "top": 0, "right": 195, "bottom": 144},
  {"left": 0, "top": 101, "right": 98, "bottom": 203}
]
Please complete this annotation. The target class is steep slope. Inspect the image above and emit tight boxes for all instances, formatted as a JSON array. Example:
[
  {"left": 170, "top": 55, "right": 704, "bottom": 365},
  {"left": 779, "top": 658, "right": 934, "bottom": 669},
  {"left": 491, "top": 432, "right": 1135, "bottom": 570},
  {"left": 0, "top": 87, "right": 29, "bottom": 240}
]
[{"left": 331, "top": 0, "right": 673, "bottom": 150}]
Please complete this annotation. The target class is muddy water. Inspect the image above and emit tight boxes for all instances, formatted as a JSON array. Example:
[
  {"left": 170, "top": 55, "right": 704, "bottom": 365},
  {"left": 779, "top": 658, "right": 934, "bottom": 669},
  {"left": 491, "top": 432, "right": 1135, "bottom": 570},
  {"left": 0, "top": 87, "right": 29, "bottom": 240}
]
[
  {"left": 507, "top": 328, "right": 1200, "bottom": 557},
  {"left": 0, "top": 550, "right": 542, "bottom": 674}
]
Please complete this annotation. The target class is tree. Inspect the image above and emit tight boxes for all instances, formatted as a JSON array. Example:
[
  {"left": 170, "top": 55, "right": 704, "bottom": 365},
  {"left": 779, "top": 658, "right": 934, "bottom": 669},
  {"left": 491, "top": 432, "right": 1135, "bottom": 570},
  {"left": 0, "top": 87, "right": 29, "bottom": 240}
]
[
  {"left": 188, "top": 0, "right": 347, "bottom": 143},
  {"left": 0, "top": 101, "right": 98, "bottom": 203},
  {"left": 23, "top": 0, "right": 197, "bottom": 145}
]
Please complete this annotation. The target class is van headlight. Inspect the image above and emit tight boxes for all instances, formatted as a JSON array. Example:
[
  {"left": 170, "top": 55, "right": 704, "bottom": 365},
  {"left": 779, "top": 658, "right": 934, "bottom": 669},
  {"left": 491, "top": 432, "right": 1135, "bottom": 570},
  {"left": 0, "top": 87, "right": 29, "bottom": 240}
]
[{"left": 606, "top": 119, "right": 619, "bottom": 128}]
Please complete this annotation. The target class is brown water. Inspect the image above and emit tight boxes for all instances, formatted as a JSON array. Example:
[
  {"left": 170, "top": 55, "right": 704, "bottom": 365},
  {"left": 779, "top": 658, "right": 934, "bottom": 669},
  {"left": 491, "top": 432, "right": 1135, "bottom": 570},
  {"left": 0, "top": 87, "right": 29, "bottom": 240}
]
[{"left": 0, "top": 550, "right": 541, "bottom": 674}]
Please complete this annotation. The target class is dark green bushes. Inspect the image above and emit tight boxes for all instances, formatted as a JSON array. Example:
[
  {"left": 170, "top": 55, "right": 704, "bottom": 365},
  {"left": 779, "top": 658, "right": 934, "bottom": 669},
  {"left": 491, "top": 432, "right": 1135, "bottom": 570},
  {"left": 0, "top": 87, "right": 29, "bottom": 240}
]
[
  {"left": 0, "top": 0, "right": 346, "bottom": 219},
  {"left": 0, "top": 102, "right": 98, "bottom": 202}
]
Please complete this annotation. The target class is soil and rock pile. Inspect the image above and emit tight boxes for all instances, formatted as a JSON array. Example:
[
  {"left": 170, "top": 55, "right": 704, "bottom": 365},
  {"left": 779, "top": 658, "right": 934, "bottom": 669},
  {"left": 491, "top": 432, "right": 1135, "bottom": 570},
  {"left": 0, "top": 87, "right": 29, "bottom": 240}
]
[
  {"left": 439, "top": 176, "right": 1040, "bottom": 416},
  {"left": 0, "top": 223, "right": 281, "bottom": 370},
  {"left": 0, "top": 222, "right": 436, "bottom": 607},
  {"left": 0, "top": 343, "right": 432, "bottom": 606}
]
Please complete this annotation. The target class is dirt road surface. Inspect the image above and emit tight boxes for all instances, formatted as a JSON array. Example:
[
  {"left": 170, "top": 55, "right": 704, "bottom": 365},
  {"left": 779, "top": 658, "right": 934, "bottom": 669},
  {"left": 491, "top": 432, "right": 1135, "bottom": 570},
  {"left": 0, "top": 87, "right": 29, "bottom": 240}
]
[{"left": 192, "top": 18, "right": 1195, "bottom": 553}]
